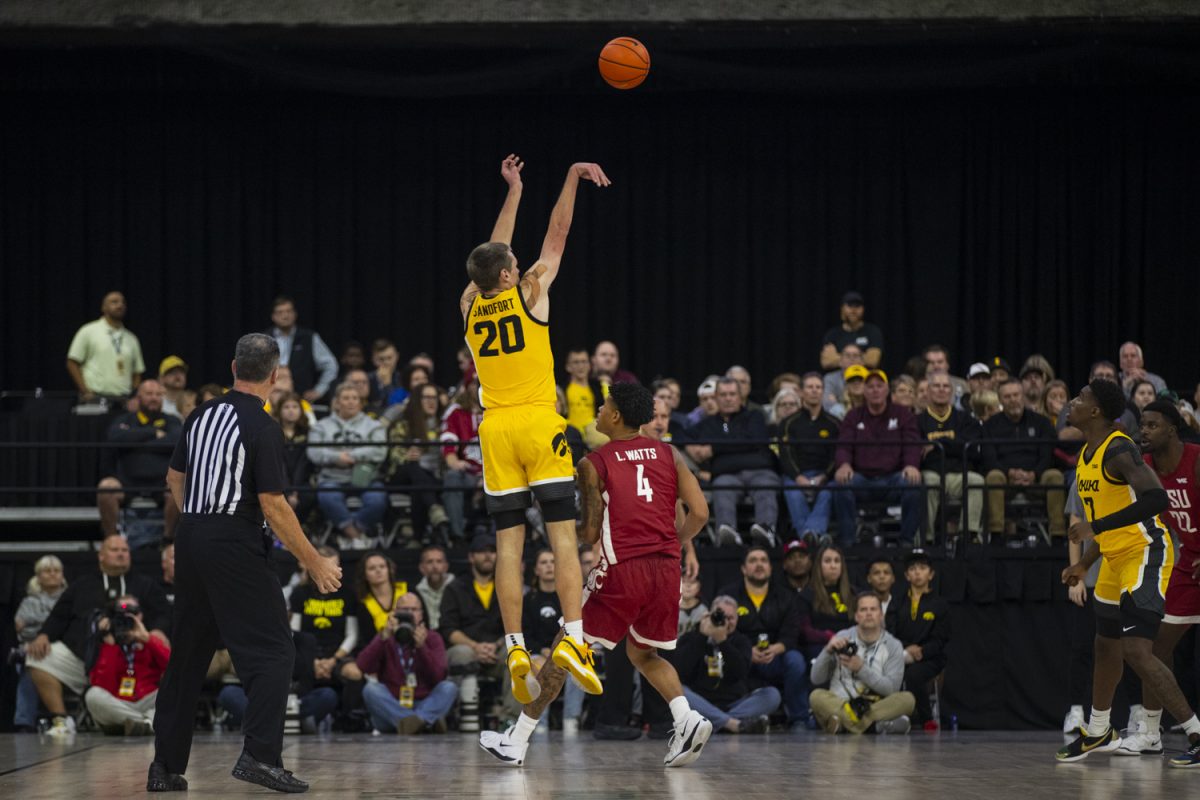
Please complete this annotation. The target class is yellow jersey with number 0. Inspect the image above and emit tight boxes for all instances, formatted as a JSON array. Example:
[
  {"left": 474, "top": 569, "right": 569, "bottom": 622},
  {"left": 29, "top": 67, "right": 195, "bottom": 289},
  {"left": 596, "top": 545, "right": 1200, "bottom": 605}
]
[
  {"left": 464, "top": 286, "right": 556, "bottom": 411},
  {"left": 1077, "top": 430, "right": 1170, "bottom": 555}
]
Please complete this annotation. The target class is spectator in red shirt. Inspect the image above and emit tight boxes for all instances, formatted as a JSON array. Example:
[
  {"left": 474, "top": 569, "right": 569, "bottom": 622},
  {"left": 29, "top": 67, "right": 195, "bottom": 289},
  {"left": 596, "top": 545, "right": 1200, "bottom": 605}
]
[
  {"left": 440, "top": 383, "right": 485, "bottom": 542},
  {"left": 832, "top": 370, "right": 923, "bottom": 547},
  {"left": 357, "top": 592, "right": 457, "bottom": 734},
  {"left": 84, "top": 595, "right": 169, "bottom": 736}
]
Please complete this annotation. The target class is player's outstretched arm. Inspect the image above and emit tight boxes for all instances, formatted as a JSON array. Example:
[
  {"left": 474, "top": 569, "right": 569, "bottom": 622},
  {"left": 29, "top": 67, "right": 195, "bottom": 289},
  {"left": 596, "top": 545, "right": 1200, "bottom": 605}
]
[
  {"left": 533, "top": 162, "right": 611, "bottom": 288},
  {"left": 577, "top": 458, "right": 605, "bottom": 546},
  {"left": 489, "top": 153, "right": 524, "bottom": 245},
  {"left": 674, "top": 447, "right": 710, "bottom": 544}
]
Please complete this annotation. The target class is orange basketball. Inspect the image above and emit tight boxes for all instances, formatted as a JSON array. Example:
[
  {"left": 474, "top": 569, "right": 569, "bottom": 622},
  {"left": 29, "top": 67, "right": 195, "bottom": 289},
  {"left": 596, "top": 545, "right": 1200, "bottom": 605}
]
[{"left": 599, "top": 37, "right": 650, "bottom": 89}]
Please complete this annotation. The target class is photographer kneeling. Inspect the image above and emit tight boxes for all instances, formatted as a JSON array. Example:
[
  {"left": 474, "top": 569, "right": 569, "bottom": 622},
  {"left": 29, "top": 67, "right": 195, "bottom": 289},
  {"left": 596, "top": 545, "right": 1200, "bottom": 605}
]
[
  {"left": 356, "top": 592, "right": 457, "bottom": 734},
  {"left": 84, "top": 595, "right": 170, "bottom": 736},
  {"left": 809, "top": 592, "right": 914, "bottom": 735},
  {"left": 673, "top": 595, "right": 782, "bottom": 734}
]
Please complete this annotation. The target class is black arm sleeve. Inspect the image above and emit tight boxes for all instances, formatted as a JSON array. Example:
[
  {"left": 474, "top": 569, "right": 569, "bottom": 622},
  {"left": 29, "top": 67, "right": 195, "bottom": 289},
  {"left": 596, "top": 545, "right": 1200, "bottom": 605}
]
[{"left": 1093, "top": 488, "right": 1169, "bottom": 534}]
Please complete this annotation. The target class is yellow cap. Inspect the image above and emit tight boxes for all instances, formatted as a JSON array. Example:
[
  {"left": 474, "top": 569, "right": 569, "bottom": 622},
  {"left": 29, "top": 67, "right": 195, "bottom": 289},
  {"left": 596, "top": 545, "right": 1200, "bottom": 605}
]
[
  {"left": 158, "top": 355, "right": 188, "bottom": 376},
  {"left": 865, "top": 368, "right": 889, "bottom": 384},
  {"left": 843, "top": 364, "right": 870, "bottom": 381}
]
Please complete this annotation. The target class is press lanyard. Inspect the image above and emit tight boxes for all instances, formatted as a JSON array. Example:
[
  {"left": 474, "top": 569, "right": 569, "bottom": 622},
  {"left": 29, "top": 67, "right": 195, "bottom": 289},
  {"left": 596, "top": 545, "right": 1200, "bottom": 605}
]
[{"left": 110, "top": 330, "right": 123, "bottom": 356}]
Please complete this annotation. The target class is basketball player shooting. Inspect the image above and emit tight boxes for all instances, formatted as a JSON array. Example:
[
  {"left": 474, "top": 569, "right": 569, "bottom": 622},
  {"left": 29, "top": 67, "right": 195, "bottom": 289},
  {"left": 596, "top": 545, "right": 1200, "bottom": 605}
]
[
  {"left": 481, "top": 383, "right": 714, "bottom": 768},
  {"left": 460, "top": 155, "right": 611, "bottom": 708}
]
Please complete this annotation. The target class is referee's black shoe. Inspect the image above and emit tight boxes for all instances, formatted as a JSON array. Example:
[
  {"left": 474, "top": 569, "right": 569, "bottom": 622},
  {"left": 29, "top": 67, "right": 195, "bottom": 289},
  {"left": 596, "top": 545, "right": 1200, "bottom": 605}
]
[
  {"left": 1056, "top": 726, "right": 1120, "bottom": 763},
  {"left": 146, "top": 761, "right": 188, "bottom": 792},
  {"left": 232, "top": 751, "right": 310, "bottom": 793}
]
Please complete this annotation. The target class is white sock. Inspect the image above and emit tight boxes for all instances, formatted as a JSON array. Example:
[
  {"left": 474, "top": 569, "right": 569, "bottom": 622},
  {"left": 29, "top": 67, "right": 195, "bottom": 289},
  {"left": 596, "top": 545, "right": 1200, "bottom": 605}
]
[
  {"left": 564, "top": 620, "right": 584, "bottom": 641},
  {"left": 509, "top": 712, "right": 539, "bottom": 744},
  {"left": 1181, "top": 715, "right": 1200, "bottom": 737},
  {"left": 1087, "top": 707, "right": 1111, "bottom": 737},
  {"left": 1144, "top": 709, "right": 1163, "bottom": 732},
  {"left": 669, "top": 696, "right": 691, "bottom": 725},
  {"left": 505, "top": 633, "right": 526, "bottom": 653}
]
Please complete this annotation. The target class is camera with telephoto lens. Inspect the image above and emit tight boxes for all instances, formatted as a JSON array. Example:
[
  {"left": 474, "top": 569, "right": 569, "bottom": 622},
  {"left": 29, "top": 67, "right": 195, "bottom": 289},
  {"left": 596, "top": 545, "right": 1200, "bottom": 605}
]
[
  {"left": 393, "top": 612, "right": 416, "bottom": 646},
  {"left": 709, "top": 607, "right": 727, "bottom": 626},
  {"left": 831, "top": 640, "right": 858, "bottom": 658}
]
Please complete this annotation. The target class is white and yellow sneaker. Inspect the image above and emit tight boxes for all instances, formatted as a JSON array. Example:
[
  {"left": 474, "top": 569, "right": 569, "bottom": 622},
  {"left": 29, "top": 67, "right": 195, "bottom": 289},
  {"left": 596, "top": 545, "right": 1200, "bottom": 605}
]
[{"left": 506, "top": 646, "right": 540, "bottom": 706}]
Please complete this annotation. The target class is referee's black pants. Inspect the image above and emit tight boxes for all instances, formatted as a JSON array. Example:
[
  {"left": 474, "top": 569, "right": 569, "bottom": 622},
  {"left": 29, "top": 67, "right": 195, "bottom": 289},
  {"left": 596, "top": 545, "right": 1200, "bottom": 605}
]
[{"left": 153, "top": 518, "right": 295, "bottom": 773}]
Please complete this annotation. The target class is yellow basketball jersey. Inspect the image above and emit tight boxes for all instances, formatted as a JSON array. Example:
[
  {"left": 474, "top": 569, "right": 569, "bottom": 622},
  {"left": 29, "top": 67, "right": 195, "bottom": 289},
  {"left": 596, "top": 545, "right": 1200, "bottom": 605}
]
[
  {"left": 464, "top": 286, "right": 556, "bottom": 411},
  {"left": 1077, "top": 430, "right": 1170, "bottom": 554}
]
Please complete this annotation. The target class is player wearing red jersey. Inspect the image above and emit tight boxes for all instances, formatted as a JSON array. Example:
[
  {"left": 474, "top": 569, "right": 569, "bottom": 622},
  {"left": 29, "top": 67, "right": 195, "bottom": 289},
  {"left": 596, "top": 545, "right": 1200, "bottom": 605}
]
[
  {"left": 480, "top": 383, "right": 713, "bottom": 768},
  {"left": 1116, "top": 400, "right": 1200, "bottom": 760}
]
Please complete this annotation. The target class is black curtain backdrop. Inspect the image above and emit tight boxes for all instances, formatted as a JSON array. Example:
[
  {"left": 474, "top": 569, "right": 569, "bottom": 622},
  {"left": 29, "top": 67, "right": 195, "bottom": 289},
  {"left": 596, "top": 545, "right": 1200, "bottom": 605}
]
[{"left": 2, "top": 30, "right": 1200, "bottom": 396}]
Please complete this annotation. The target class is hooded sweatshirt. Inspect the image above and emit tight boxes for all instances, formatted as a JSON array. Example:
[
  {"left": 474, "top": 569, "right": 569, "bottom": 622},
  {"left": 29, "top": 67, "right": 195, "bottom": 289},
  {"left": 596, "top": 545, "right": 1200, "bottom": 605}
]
[{"left": 307, "top": 412, "right": 387, "bottom": 484}]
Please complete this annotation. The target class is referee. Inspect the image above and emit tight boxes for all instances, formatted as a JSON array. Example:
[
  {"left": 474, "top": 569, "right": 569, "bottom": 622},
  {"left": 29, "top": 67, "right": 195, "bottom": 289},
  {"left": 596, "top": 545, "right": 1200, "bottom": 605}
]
[{"left": 148, "top": 334, "right": 341, "bottom": 794}]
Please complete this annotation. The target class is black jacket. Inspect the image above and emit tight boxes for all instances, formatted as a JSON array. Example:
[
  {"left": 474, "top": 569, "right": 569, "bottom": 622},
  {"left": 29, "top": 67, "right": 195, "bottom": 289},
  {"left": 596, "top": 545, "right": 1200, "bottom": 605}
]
[
  {"left": 438, "top": 575, "right": 503, "bottom": 645},
  {"left": 917, "top": 407, "right": 981, "bottom": 472},
  {"left": 777, "top": 408, "right": 840, "bottom": 478},
  {"left": 672, "top": 630, "right": 753, "bottom": 707},
  {"left": 106, "top": 411, "right": 182, "bottom": 486},
  {"left": 41, "top": 571, "right": 170, "bottom": 661},
  {"left": 717, "top": 580, "right": 800, "bottom": 651},
  {"left": 268, "top": 326, "right": 317, "bottom": 396},
  {"left": 890, "top": 590, "right": 951, "bottom": 666},
  {"left": 690, "top": 408, "right": 776, "bottom": 475},
  {"left": 981, "top": 409, "right": 1056, "bottom": 475},
  {"left": 800, "top": 582, "right": 858, "bottom": 637}
]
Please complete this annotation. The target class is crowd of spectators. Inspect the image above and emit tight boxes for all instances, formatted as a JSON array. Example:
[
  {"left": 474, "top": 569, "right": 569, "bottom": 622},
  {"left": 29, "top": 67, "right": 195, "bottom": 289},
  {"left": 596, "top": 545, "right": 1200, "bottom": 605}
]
[
  {"left": 60, "top": 288, "right": 1200, "bottom": 556},
  {"left": 8, "top": 287, "right": 1199, "bottom": 735}
]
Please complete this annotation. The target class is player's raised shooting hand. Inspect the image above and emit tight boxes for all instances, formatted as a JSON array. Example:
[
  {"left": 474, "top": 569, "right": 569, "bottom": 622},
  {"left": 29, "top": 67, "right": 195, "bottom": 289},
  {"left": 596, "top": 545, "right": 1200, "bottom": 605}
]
[
  {"left": 571, "top": 162, "right": 611, "bottom": 187},
  {"left": 500, "top": 154, "right": 524, "bottom": 187}
]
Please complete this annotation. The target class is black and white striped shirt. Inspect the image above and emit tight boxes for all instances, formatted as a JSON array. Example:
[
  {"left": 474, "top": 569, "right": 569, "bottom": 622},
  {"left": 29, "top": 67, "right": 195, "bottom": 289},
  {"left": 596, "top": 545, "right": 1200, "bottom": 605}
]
[{"left": 170, "top": 390, "right": 287, "bottom": 525}]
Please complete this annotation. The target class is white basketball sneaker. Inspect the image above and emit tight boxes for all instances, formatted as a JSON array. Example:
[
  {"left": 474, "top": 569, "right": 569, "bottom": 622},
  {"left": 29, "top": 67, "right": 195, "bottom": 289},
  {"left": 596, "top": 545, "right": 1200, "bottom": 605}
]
[
  {"left": 663, "top": 710, "right": 712, "bottom": 768},
  {"left": 1114, "top": 721, "right": 1163, "bottom": 756},
  {"left": 479, "top": 728, "right": 529, "bottom": 768}
]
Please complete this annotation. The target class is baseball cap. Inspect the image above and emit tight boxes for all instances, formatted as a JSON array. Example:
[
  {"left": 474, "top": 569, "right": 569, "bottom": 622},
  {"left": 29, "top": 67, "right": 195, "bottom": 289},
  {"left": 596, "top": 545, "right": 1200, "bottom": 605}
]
[
  {"left": 991, "top": 357, "right": 1011, "bottom": 374},
  {"left": 903, "top": 548, "right": 933, "bottom": 569},
  {"left": 843, "top": 364, "right": 869, "bottom": 381},
  {"left": 469, "top": 533, "right": 496, "bottom": 552},
  {"left": 841, "top": 291, "right": 864, "bottom": 306},
  {"left": 158, "top": 355, "right": 188, "bottom": 376},
  {"left": 783, "top": 539, "right": 812, "bottom": 557},
  {"left": 967, "top": 362, "right": 991, "bottom": 379},
  {"left": 864, "top": 368, "right": 889, "bottom": 384},
  {"left": 697, "top": 377, "right": 718, "bottom": 397}
]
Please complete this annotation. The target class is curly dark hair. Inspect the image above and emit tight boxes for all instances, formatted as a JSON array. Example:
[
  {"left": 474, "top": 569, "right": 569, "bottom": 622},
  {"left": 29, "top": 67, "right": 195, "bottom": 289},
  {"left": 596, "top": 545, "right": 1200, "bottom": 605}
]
[
  {"left": 608, "top": 382, "right": 655, "bottom": 429},
  {"left": 1089, "top": 378, "right": 1127, "bottom": 423}
]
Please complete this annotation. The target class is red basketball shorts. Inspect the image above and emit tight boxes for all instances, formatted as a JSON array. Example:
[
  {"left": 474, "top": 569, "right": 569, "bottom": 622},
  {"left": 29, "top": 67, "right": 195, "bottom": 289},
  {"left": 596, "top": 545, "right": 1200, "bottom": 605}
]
[
  {"left": 1164, "top": 549, "right": 1200, "bottom": 625},
  {"left": 582, "top": 554, "right": 680, "bottom": 651}
]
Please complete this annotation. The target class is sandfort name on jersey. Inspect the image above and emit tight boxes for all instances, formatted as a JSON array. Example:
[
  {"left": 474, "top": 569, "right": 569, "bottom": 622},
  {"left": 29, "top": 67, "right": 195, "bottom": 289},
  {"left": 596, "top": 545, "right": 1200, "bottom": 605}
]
[{"left": 472, "top": 297, "right": 516, "bottom": 317}]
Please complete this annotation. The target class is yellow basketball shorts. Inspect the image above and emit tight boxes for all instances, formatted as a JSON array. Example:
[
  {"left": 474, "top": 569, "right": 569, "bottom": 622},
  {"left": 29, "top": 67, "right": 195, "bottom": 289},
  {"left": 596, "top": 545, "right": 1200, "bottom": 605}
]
[
  {"left": 1094, "top": 533, "right": 1173, "bottom": 615},
  {"left": 478, "top": 406, "right": 575, "bottom": 513}
]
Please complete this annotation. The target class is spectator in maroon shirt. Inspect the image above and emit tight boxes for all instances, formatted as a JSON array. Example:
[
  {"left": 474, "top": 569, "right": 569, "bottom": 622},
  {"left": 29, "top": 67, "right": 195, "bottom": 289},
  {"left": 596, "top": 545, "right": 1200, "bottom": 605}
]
[
  {"left": 356, "top": 592, "right": 457, "bottom": 734},
  {"left": 590, "top": 340, "right": 639, "bottom": 385},
  {"left": 832, "top": 370, "right": 922, "bottom": 547}
]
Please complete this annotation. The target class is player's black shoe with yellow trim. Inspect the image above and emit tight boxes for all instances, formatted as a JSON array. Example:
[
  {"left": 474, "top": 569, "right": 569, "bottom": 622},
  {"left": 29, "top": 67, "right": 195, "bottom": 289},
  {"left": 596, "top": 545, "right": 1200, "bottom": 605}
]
[{"left": 1056, "top": 726, "right": 1120, "bottom": 762}]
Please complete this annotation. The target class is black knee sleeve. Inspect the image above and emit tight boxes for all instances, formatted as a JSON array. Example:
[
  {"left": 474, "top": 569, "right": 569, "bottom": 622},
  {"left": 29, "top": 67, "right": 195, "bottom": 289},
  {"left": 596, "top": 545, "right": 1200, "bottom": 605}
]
[
  {"left": 491, "top": 508, "right": 527, "bottom": 530},
  {"left": 538, "top": 495, "right": 577, "bottom": 524}
]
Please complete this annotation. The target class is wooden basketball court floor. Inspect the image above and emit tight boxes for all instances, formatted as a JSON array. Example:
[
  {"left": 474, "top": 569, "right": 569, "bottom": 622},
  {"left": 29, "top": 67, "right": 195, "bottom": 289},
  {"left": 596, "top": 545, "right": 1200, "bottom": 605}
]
[{"left": 1, "top": 729, "right": 1196, "bottom": 798}]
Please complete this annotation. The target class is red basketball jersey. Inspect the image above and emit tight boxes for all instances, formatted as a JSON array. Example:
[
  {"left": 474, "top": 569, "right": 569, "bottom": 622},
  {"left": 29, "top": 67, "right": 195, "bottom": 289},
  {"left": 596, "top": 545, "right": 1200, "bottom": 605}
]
[
  {"left": 585, "top": 436, "right": 680, "bottom": 564},
  {"left": 1147, "top": 443, "right": 1200, "bottom": 551}
]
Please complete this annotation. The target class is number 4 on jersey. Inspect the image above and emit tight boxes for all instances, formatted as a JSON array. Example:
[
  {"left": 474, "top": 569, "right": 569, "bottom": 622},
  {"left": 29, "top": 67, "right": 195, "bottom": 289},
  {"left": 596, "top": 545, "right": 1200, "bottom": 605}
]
[{"left": 636, "top": 464, "right": 654, "bottom": 503}]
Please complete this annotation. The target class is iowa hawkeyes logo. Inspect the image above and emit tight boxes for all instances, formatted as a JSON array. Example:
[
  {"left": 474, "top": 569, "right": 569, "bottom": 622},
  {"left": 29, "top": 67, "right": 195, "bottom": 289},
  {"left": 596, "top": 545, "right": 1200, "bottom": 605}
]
[{"left": 551, "top": 432, "right": 569, "bottom": 458}]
